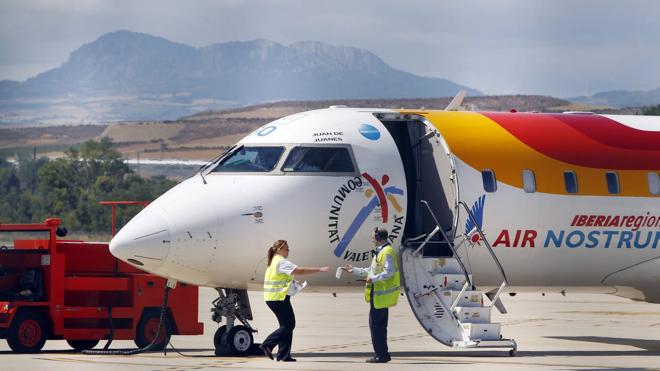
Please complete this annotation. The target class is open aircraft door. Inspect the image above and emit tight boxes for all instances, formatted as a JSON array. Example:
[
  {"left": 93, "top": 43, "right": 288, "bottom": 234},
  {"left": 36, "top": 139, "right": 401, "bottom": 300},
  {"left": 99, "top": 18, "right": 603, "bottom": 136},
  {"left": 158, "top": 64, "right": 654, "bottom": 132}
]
[{"left": 377, "top": 112, "right": 516, "bottom": 354}]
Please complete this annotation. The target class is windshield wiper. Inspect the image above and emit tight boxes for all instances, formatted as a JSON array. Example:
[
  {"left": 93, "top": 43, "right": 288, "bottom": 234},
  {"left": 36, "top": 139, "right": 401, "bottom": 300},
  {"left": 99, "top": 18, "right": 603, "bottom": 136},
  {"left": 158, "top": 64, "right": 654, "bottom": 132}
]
[{"left": 199, "top": 144, "right": 243, "bottom": 185}]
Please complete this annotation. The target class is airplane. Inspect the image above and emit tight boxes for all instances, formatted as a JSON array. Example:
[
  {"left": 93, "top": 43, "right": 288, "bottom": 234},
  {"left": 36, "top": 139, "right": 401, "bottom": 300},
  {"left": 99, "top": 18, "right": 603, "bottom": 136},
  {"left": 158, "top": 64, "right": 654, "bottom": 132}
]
[{"left": 109, "top": 93, "right": 660, "bottom": 356}]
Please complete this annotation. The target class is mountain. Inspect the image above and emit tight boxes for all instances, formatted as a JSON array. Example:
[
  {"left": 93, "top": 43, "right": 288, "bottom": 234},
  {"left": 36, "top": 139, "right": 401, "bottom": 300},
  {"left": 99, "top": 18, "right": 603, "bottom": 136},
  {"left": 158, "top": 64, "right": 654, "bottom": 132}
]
[
  {"left": 0, "top": 31, "right": 480, "bottom": 124},
  {"left": 569, "top": 87, "right": 660, "bottom": 108}
]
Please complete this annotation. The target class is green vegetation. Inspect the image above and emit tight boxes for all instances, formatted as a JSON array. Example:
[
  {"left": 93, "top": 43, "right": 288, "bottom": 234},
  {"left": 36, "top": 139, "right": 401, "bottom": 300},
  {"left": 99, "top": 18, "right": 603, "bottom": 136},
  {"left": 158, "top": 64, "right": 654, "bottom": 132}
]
[
  {"left": 0, "top": 138, "right": 176, "bottom": 233},
  {"left": 0, "top": 143, "right": 85, "bottom": 159},
  {"left": 642, "top": 104, "right": 660, "bottom": 115}
]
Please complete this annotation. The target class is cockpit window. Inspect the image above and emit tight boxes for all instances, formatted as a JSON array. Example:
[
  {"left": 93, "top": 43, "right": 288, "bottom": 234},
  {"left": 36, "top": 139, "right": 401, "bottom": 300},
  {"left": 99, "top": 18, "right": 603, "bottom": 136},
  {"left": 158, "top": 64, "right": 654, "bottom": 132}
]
[
  {"left": 211, "top": 146, "right": 284, "bottom": 172},
  {"left": 282, "top": 147, "right": 355, "bottom": 173}
]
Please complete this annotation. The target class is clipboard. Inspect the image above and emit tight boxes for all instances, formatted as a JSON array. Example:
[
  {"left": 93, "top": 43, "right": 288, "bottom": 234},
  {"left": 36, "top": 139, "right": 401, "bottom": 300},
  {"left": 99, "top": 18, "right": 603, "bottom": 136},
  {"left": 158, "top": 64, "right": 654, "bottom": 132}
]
[{"left": 290, "top": 280, "right": 307, "bottom": 296}]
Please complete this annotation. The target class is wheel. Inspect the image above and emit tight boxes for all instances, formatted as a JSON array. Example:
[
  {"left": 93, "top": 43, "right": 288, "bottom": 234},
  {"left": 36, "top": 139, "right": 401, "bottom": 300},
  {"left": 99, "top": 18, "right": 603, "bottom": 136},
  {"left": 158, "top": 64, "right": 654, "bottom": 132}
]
[
  {"left": 134, "top": 310, "right": 171, "bottom": 351},
  {"left": 226, "top": 325, "right": 253, "bottom": 355},
  {"left": 67, "top": 339, "right": 99, "bottom": 351},
  {"left": 7, "top": 311, "right": 48, "bottom": 353},
  {"left": 509, "top": 348, "right": 516, "bottom": 357},
  {"left": 213, "top": 325, "right": 227, "bottom": 350}
]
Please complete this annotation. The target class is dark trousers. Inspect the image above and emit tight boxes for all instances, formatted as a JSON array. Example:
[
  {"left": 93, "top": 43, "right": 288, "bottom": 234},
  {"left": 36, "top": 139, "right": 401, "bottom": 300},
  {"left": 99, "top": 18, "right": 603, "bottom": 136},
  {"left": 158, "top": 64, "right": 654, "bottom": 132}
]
[
  {"left": 263, "top": 296, "right": 296, "bottom": 360},
  {"left": 369, "top": 290, "right": 390, "bottom": 359}
]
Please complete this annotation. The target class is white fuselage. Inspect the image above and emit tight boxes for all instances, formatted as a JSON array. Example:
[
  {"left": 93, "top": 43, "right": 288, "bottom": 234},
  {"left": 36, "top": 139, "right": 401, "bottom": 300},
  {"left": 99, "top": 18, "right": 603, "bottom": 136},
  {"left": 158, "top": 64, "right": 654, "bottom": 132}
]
[{"left": 109, "top": 108, "right": 660, "bottom": 303}]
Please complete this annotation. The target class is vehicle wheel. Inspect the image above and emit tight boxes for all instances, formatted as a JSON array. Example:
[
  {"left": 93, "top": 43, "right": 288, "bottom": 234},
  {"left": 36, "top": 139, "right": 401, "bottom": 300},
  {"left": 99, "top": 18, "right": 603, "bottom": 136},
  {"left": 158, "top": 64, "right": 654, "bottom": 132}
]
[
  {"left": 7, "top": 311, "right": 48, "bottom": 353},
  {"left": 213, "top": 325, "right": 227, "bottom": 350},
  {"left": 134, "top": 310, "right": 171, "bottom": 351},
  {"left": 509, "top": 348, "right": 516, "bottom": 357},
  {"left": 226, "top": 325, "right": 253, "bottom": 355},
  {"left": 67, "top": 339, "right": 100, "bottom": 351}
]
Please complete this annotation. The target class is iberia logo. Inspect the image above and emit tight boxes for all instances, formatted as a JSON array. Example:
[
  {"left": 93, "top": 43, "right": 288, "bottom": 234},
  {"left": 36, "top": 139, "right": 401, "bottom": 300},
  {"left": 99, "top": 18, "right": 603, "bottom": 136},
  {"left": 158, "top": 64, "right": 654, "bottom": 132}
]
[
  {"left": 327, "top": 172, "right": 405, "bottom": 260},
  {"left": 465, "top": 195, "right": 486, "bottom": 245}
]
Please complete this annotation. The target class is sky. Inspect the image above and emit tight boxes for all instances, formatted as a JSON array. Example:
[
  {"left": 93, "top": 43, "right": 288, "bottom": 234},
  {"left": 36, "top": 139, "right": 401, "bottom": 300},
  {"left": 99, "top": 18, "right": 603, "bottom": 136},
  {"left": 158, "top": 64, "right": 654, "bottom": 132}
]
[{"left": 1, "top": 0, "right": 660, "bottom": 97}]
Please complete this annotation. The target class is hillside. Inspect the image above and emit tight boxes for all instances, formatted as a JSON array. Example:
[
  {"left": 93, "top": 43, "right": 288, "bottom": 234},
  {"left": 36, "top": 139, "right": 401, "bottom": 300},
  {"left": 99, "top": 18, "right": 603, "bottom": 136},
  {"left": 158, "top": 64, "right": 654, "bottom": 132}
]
[
  {"left": 2, "top": 95, "right": 619, "bottom": 161},
  {"left": 0, "top": 30, "right": 480, "bottom": 125},
  {"left": 569, "top": 87, "right": 660, "bottom": 108}
]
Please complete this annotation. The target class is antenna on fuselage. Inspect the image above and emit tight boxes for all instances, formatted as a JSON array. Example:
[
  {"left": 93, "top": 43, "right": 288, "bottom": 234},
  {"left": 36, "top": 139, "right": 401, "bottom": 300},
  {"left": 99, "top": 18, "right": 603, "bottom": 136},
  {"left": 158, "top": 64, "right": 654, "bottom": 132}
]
[{"left": 445, "top": 90, "right": 466, "bottom": 111}]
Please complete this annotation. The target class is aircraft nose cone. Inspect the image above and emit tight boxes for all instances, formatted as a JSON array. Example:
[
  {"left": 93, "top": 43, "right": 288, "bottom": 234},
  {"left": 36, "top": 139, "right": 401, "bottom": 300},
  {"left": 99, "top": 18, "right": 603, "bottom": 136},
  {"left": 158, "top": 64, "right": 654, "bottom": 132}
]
[{"left": 109, "top": 207, "right": 171, "bottom": 269}]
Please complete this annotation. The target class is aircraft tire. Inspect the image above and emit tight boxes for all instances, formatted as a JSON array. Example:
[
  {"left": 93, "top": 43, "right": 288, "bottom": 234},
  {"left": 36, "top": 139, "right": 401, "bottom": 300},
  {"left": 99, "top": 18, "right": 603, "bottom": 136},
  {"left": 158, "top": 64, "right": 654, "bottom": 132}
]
[
  {"left": 213, "top": 325, "right": 227, "bottom": 350},
  {"left": 226, "top": 325, "right": 253, "bottom": 355}
]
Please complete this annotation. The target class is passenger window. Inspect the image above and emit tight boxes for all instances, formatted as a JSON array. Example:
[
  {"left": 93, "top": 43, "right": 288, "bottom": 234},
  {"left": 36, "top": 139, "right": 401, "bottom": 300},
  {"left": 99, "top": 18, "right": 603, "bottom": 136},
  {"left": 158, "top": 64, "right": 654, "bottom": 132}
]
[
  {"left": 606, "top": 171, "right": 620, "bottom": 194},
  {"left": 212, "top": 146, "right": 284, "bottom": 172},
  {"left": 282, "top": 147, "right": 355, "bottom": 173},
  {"left": 481, "top": 170, "right": 497, "bottom": 192},
  {"left": 564, "top": 171, "right": 578, "bottom": 194},
  {"left": 522, "top": 169, "right": 536, "bottom": 193},
  {"left": 649, "top": 172, "right": 660, "bottom": 195}
]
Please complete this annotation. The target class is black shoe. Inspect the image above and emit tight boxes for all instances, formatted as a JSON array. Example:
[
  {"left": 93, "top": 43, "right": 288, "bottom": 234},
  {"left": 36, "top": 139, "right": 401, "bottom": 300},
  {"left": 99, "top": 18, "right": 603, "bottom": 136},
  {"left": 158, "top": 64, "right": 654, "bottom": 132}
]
[
  {"left": 278, "top": 357, "right": 297, "bottom": 362},
  {"left": 260, "top": 345, "right": 274, "bottom": 360},
  {"left": 365, "top": 356, "right": 390, "bottom": 363}
]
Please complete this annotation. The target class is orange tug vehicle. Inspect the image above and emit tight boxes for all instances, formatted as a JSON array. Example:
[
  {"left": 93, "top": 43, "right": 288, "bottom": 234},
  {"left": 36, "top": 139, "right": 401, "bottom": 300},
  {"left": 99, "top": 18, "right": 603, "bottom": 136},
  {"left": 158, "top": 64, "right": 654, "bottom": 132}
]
[{"left": 0, "top": 218, "right": 203, "bottom": 353}]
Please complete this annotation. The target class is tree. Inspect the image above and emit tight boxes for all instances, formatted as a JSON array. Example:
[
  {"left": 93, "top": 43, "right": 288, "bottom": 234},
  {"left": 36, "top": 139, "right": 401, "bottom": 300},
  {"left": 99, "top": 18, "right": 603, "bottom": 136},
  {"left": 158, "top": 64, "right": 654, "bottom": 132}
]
[
  {"left": 0, "top": 138, "right": 176, "bottom": 233},
  {"left": 642, "top": 104, "right": 660, "bottom": 115},
  {"left": 15, "top": 154, "right": 48, "bottom": 194},
  {"left": 0, "top": 159, "right": 20, "bottom": 194}
]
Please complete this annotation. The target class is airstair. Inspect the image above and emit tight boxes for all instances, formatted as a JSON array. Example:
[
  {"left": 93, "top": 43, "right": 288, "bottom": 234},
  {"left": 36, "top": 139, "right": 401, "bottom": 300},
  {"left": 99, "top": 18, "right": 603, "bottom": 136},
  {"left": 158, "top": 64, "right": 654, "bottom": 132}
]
[{"left": 400, "top": 200, "right": 517, "bottom": 355}]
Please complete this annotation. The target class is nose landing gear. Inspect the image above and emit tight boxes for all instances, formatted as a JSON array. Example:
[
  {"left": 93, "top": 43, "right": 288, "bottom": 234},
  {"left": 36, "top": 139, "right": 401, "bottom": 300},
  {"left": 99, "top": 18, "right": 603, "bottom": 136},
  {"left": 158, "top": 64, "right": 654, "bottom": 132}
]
[{"left": 211, "top": 288, "right": 258, "bottom": 356}]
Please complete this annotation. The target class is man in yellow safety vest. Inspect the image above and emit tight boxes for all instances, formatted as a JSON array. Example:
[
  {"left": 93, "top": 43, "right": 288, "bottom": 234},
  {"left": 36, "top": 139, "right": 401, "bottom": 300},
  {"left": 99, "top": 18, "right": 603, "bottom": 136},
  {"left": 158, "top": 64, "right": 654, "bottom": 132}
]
[{"left": 342, "top": 227, "right": 400, "bottom": 363}]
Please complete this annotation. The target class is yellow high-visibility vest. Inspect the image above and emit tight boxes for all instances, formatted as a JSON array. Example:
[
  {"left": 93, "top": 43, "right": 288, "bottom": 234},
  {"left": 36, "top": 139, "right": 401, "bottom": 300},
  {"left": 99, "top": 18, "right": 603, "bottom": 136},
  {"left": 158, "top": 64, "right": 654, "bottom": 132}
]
[
  {"left": 263, "top": 254, "right": 293, "bottom": 301},
  {"left": 365, "top": 244, "right": 400, "bottom": 309}
]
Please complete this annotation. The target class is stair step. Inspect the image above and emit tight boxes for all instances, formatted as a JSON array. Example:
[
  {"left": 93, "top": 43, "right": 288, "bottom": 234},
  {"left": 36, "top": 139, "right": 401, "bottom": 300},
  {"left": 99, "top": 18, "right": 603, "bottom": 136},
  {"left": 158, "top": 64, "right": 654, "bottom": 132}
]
[
  {"left": 435, "top": 274, "right": 472, "bottom": 290},
  {"left": 400, "top": 236, "right": 514, "bottom": 352},
  {"left": 427, "top": 257, "right": 464, "bottom": 275},
  {"left": 438, "top": 290, "right": 483, "bottom": 308},
  {"left": 461, "top": 323, "right": 501, "bottom": 341},
  {"left": 455, "top": 306, "right": 491, "bottom": 323}
]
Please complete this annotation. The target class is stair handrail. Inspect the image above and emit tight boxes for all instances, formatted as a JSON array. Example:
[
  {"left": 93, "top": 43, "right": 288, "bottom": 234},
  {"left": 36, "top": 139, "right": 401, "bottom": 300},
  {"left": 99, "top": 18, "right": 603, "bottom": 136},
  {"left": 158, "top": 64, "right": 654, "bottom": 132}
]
[
  {"left": 419, "top": 200, "right": 472, "bottom": 288},
  {"left": 404, "top": 233, "right": 429, "bottom": 245},
  {"left": 412, "top": 225, "right": 439, "bottom": 256},
  {"left": 450, "top": 281, "right": 470, "bottom": 312},
  {"left": 488, "top": 282, "right": 507, "bottom": 309},
  {"left": 457, "top": 200, "right": 509, "bottom": 286}
]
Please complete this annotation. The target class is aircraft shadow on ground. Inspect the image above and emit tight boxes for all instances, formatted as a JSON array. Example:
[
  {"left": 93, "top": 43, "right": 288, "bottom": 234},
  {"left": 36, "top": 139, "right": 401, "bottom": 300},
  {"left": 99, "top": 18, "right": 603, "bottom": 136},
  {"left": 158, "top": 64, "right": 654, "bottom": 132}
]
[
  {"left": 5, "top": 336, "right": 658, "bottom": 359},
  {"left": 293, "top": 339, "right": 660, "bottom": 359},
  {"left": 295, "top": 351, "right": 504, "bottom": 359},
  {"left": 545, "top": 336, "right": 660, "bottom": 353}
]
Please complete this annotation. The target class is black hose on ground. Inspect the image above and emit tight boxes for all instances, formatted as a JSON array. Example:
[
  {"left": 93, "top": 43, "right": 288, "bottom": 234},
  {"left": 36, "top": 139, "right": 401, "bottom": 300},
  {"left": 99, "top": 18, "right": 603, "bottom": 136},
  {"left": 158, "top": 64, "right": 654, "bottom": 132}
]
[
  {"left": 83, "top": 286, "right": 170, "bottom": 355},
  {"left": 102, "top": 306, "right": 114, "bottom": 350}
]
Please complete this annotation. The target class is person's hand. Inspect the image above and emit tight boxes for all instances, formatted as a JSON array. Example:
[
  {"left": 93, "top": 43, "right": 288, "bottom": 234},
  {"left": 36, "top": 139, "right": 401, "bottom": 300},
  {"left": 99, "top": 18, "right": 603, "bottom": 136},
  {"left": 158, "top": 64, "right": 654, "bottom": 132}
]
[
  {"left": 319, "top": 266, "right": 330, "bottom": 272},
  {"left": 341, "top": 264, "right": 353, "bottom": 273},
  {"left": 366, "top": 277, "right": 373, "bottom": 284}
]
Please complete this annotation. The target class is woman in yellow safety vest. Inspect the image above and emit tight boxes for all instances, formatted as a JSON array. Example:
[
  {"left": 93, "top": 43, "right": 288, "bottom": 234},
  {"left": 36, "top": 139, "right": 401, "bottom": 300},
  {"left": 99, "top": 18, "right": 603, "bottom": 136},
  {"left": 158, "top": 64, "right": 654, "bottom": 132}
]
[{"left": 260, "top": 239, "right": 329, "bottom": 362}]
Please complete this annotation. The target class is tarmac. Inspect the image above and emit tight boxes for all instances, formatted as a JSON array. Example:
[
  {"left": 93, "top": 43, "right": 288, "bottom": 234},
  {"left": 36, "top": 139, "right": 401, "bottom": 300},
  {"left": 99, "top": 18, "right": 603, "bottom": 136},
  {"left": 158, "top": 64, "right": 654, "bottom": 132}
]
[{"left": 2, "top": 288, "right": 659, "bottom": 370}]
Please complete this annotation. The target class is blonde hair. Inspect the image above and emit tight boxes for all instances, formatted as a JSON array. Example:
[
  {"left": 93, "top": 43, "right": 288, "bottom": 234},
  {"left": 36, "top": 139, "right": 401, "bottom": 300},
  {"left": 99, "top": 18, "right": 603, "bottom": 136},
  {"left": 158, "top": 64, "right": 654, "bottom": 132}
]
[{"left": 267, "top": 240, "right": 288, "bottom": 266}]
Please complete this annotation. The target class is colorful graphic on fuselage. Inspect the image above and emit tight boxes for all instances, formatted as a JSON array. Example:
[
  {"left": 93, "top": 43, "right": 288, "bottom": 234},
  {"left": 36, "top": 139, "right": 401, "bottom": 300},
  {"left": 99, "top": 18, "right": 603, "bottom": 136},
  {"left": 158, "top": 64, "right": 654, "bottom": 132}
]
[
  {"left": 409, "top": 110, "right": 660, "bottom": 197},
  {"left": 358, "top": 124, "right": 381, "bottom": 141},
  {"left": 465, "top": 195, "right": 486, "bottom": 245},
  {"left": 332, "top": 172, "right": 404, "bottom": 257},
  {"left": 481, "top": 112, "right": 660, "bottom": 170}
]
